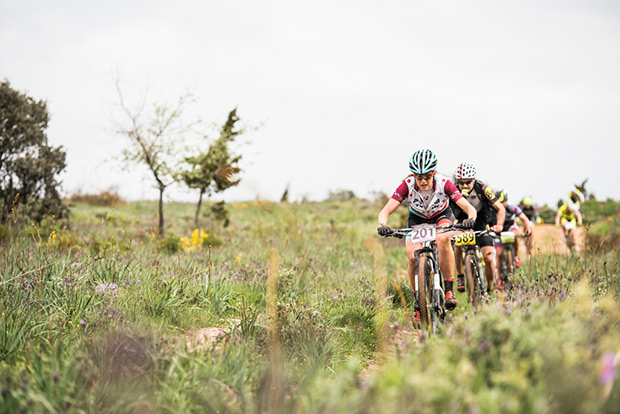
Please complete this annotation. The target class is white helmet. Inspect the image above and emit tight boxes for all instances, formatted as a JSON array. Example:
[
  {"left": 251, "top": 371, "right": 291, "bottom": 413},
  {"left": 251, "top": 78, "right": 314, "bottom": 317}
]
[
  {"left": 409, "top": 148, "right": 437, "bottom": 174},
  {"left": 454, "top": 162, "right": 477, "bottom": 180}
]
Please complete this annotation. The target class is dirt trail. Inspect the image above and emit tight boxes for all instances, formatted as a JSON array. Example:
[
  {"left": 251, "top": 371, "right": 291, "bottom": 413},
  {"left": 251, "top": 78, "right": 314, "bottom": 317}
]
[{"left": 519, "top": 223, "right": 585, "bottom": 256}]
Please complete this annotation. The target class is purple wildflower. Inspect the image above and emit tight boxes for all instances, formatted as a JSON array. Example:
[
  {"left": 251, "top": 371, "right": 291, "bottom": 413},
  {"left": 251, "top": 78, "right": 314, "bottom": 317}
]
[
  {"left": 599, "top": 352, "right": 617, "bottom": 385},
  {"left": 95, "top": 283, "right": 118, "bottom": 296},
  {"left": 478, "top": 340, "right": 492, "bottom": 354}
]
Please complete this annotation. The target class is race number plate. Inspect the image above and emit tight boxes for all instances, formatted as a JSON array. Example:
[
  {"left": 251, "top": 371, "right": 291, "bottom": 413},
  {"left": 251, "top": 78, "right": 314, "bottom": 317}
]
[
  {"left": 408, "top": 225, "right": 436, "bottom": 244},
  {"left": 454, "top": 231, "right": 476, "bottom": 246},
  {"left": 564, "top": 221, "right": 576, "bottom": 230},
  {"left": 500, "top": 231, "right": 515, "bottom": 243}
]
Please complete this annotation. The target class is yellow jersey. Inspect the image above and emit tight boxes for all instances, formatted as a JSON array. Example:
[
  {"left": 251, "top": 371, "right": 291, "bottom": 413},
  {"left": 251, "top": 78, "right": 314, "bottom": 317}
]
[{"left": 558, "top": 204, "right": 576, "bottom": 220}]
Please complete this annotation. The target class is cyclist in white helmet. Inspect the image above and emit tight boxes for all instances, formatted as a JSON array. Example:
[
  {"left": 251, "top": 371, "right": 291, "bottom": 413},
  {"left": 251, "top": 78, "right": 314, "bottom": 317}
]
[
  {"left": 451, "top": 162, "right": 505, "bottom": 292},
  {"left": 377, "top": 149, "right": 477, "bottom": 317}
]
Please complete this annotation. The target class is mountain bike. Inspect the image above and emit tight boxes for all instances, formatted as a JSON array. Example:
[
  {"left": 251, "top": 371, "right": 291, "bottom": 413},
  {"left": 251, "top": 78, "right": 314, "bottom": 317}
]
[
  {"left": 382, "top": 223, "right": 466, "bottom": 334},
  {"left": 562, "top": 221, "right": 579, "bottom": 252},
  {"left": 451, "top": 229, "right": 489, "bottom": 306},
  {"left": 494, "top": 231, "right": 527, "bottom": 291}
]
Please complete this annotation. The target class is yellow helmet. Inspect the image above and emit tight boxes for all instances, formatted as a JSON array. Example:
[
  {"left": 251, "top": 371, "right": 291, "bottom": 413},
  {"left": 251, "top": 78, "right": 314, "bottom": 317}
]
[{"left": 495, "top": 190, "right": 507, "bottom": 203}]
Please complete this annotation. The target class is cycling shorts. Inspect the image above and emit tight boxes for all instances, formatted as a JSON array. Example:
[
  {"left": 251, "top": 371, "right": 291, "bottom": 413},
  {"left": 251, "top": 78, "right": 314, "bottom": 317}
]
[
  {"left": 407, "top": 208, "right": 455, "bottom": 227},
  {"left": 477, "top": 233, "right": 494, "bottom": 248},
  {"left": 561, "top": 217, "right": 577, "bottom": 229}
]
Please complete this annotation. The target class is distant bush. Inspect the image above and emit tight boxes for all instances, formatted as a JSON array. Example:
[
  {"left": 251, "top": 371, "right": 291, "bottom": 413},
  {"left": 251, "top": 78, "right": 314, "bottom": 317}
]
[
  {"left": 581, "top": 199, "right": 620, "bottom": 224},
  {"left": 538, "top": 205, "right": 556, "bottom": 224},
  {"left": 327, "top": 189, "right": 357, "bottom": 201},
  {"left": 69, "top": 188, "right": 124, "bottom": 206},
  {"left": 24, "top": 216, "right": 82, "bottom": 250},
  {"left": 158, "top": 232, "right": 182, "bottom": 254}
]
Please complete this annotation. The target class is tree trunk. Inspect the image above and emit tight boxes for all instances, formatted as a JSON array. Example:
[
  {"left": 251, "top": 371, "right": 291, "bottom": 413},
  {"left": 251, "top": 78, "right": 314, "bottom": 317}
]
[
  {"left": 158, "top": 186, "right": 165, "bottom": 236},
  {"left": 194, "top": 189, "right": 204, "bottom": 228}
]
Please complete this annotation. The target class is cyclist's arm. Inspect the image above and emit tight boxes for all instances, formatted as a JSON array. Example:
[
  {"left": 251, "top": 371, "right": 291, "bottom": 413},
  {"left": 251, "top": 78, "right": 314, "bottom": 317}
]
[
  {"left": 454, "top": 197, "right": 477, "bottom": 221},
  {"left": 555, "top": 209, "right": 562, "bottom": 226},
  {"left": 378, "top": 198, "right": 400, "bottom": 226},
  {"left": 518, "top": 212, "right": 532, "bottom": 234},
  {"left": 491, "top": 200, "right": 505, "bottom": 232},
  {"left": 575, "top": 209, "right": 583, "bottom": 225}
]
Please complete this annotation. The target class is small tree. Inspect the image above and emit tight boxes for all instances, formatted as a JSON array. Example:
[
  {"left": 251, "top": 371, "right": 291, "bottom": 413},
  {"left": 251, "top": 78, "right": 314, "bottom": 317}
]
[
  {"left": 0, "top": 80, "right": 68, "bottom": 223},
  {"left": 112, "top": 79, "right": 194, "bottom": 235},
  {"left": 182, "top": 108, "right": 243, "bottom": 226}
]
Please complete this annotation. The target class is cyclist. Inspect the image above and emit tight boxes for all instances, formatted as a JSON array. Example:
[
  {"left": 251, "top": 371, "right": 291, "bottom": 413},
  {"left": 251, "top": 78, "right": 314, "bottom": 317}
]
[
  {"left": 518, "top": 196, "right": 540, "bottom": 255},
  {"left": 555, "top": 202, "right": 583, "bottom": 252},
  {"left": 494, "top": 190, "right": 532, "bottom": 273},
  {"left": 377, "top": 148, "right": 477, "bottom": 317},
  {"left": 569, "top": 189, "right": 585, "bottom": 208},
  {"left": 451, "top": 162, "right": 505, "bottom": 293},
  {"left": 519, "top": 196, "right": 541, "bottom": 224}
]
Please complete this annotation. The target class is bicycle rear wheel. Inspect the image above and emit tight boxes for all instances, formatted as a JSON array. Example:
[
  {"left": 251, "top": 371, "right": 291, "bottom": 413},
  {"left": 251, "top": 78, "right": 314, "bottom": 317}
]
[{"left": 503, "top": 248, "right": 515, "bottom": 291}]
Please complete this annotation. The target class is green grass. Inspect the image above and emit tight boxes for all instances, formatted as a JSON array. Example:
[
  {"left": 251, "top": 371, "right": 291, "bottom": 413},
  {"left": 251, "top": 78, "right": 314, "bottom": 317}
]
[{"left": 0, "top": 198, "right": 619, "bottom": 413}]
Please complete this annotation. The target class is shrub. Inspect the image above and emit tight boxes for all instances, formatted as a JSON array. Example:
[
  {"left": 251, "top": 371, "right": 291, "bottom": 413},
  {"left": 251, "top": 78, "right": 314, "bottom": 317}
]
[
  {"left": 158, "top": 233, "right": 181, "bottom": 254},
  {"left": 69, "top": 188, "right": 124, "bottom": 207}
]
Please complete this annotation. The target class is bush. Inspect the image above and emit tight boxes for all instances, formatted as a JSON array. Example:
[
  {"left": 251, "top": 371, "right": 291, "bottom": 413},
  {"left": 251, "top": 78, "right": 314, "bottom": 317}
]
[
  {"left": 158, "top": 232, "right": 182, "bottom": 254},
  {"left": 69, "top": 188, "right": 124, "bottom": 207}
]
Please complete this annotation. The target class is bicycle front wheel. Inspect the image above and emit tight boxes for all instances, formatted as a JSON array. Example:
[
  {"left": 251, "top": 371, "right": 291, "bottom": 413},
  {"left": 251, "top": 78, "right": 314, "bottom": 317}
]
[
  {"left": 503, "top": 248, "right": 515, "bottom": 291},
  {"left": 417, "top": 254, "right": 438, "bottom": 331},
  {"left": 417, "top": 255, "right": 430, "bottom": 327},
  {"left": 464, "top": 253, "right": 482, "bottom": 306},
  {"left": 425, "top": 258, "right": 440, "bottom": 334}
]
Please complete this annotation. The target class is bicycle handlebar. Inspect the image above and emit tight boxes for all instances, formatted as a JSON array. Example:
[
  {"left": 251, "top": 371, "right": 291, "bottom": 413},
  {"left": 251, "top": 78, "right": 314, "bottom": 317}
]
[{"left": 381, "top": 222, "right": 471, "bottom": 239}]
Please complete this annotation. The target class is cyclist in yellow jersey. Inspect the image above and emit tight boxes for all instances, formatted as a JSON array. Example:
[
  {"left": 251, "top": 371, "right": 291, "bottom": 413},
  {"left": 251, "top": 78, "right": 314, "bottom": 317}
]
[{"left": 555, "top": 203, "right": 583, "bottom": 252}]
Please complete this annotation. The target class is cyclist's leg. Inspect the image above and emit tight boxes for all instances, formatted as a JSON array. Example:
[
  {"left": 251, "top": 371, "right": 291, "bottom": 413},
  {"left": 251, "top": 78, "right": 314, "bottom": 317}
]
[
  {"left": 560, "top": 218, "right": 569, "bottom": 237},
  {"left": 480, "top": 244, "right": 496, "bottom": 292},
  {"left": 436, "top": 220, "right": 455, "bottom": 286},
  {"left": 406, "top": 241, "right": 422, "bottom": 292},
  {"left": 454, "top": 244, "right": 466, "bottom": 293},
  {"left": 525, "top": 227, "right": 534, "bottom": 255},
  {"left": 436, "top": 214, "right": 457, "bottom": 310},
  {"left": 494, "top": 244, "right": 504, "bottom": 289},
  {"left": 454, "top": 245, "right": 464, "bottom": 274},
  {"left": 406, "top": 240, "right": 423, "bottom": 322}
]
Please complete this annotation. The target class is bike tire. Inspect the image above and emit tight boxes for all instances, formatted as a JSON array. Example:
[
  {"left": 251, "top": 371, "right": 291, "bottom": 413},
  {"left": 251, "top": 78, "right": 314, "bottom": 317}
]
[
  {"left": 465, "top": 253, "right": 482, "bottom": 306},
  {"left": 567, "top": 229, "right": 576, "bottom": 252},
  {"left": 425, "top": 258, "right": 439, "bottom": 335},
  {"left": 503, "top": 248, "right": 514, "bottom": 291},
  {"left": 417, "top": 255, "right": 430, "bottom": 327}
]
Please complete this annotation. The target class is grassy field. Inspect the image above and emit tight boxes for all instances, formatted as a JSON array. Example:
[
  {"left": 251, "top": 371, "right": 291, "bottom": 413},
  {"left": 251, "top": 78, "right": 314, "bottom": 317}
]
[{"left": 0, "top": 198, "right": 619, "bottom": 413}]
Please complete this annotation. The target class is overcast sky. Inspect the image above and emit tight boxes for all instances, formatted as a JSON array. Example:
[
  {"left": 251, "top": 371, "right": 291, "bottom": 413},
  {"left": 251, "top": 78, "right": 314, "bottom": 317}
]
[{"left": 2, "top": 0, "right": 619, "bottom": 206}]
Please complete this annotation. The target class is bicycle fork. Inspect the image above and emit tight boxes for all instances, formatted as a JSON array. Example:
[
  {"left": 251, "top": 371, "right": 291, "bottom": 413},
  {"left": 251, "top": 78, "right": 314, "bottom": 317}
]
[{"left": 414, "top": 247, "right": 445, "bottom": 314}]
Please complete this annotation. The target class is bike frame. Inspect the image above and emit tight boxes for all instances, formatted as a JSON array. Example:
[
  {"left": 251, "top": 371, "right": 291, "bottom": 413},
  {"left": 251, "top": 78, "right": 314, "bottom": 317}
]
[
  {"left": 413, "top": 240, "right": 444, "bottom": 331},
  {"left": 494, "top": 231, "right": 525, "bottom": 289},
  {"left": 385, "top": 223, "right": 467, "bottom": 333},
  {"left": 452, "top": 229, "right": 488, "bottom": 305}
]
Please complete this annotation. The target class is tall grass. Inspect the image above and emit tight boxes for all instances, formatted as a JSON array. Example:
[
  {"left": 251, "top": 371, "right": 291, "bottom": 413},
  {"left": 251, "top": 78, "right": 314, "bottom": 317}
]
[{"left": 0, "top": 198, "right": 618, "bottom": 413}]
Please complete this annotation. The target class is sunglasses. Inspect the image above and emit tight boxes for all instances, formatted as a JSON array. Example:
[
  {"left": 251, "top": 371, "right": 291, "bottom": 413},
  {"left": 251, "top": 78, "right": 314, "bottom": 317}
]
[
  {"left": 414, "top": 173, "right": 435, "bottom": 181},
  {"left": 457, "top": 179, "right": 473, "bottom": 185}
]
